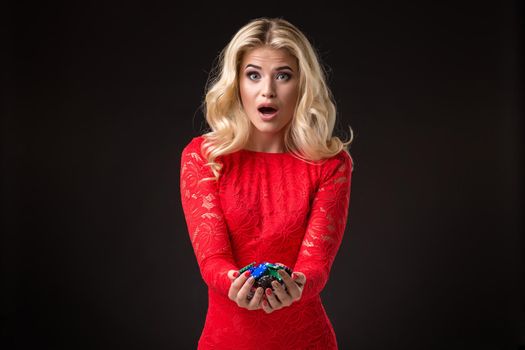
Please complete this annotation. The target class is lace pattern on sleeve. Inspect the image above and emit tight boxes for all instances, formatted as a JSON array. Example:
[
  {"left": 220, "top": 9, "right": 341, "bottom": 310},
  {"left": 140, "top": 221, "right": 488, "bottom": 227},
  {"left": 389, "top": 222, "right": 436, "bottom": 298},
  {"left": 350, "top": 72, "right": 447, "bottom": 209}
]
[
  {"left": 293, "top": 151, "right": 353, "bottom": 300},
  {"left": 180, "top": 138, "right": 238, "bottom": 297}
]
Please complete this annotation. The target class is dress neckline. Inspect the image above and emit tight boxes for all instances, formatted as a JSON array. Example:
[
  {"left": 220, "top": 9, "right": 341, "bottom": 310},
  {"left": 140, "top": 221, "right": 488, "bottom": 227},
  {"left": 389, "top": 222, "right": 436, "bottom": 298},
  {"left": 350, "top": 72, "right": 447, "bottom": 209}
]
[{"left": 240, "top": 148, "right": 292, "bottom": 156}]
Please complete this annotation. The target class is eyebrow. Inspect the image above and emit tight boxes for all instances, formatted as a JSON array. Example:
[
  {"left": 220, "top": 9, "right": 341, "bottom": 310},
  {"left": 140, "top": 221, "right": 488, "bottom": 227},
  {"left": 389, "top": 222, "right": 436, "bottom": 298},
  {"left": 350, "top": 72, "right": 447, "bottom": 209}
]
[{"left": 245, "top": 64, "right": 294, "bottom": 72}]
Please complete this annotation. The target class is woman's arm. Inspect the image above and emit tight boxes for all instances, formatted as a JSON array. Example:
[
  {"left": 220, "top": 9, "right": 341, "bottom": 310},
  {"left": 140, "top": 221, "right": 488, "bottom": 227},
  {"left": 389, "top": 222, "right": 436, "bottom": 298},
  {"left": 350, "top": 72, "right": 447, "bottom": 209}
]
[
  {"left": 293, "top": 151, "right": 353, "bottom": 301},
  {"left": 180, "top": 137, "right": 238, "bottom": 297}
]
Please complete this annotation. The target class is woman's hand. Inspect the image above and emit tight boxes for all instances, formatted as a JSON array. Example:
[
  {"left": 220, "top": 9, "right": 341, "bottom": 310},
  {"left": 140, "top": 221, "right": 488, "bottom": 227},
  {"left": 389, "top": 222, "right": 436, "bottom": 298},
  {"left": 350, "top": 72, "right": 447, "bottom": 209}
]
[
  {"left": 261, "top": 269, "right": 306, "bottom": 314},
  {"left": 227, "top": 270, "right": 265, "bottom": 310}
]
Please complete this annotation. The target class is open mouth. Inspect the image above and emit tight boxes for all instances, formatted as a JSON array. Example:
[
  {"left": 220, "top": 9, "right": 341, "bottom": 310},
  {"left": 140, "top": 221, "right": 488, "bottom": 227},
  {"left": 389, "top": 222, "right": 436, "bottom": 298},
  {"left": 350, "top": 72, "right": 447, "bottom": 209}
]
[{"left": 258, "top": 106, "right": 278, "bottom": 115}]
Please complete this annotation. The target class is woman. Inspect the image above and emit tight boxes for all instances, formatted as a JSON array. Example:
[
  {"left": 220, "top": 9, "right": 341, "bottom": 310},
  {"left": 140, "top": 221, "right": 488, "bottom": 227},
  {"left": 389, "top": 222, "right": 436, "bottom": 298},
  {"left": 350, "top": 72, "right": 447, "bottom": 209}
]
[{"left": 180, "top": 17, "right": 354, "bottom": 349}]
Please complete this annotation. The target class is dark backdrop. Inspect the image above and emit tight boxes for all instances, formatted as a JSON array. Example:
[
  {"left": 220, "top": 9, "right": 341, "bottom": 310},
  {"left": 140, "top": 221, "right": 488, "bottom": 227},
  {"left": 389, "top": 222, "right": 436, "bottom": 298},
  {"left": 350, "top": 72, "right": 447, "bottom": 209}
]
[{"left": 2, "top": 1, "right": 523, "bottom": 349}]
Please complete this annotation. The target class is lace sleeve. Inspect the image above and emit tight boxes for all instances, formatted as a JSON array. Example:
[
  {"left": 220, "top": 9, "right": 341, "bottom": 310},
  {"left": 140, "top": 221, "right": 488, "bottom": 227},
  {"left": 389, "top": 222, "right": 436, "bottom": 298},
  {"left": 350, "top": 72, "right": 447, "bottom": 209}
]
[
  {"left": 180, "top": 138, "right": 238, "bottom": 297},
  {"left": 293, "top": 151, "right": 353, "bottom": 301}
]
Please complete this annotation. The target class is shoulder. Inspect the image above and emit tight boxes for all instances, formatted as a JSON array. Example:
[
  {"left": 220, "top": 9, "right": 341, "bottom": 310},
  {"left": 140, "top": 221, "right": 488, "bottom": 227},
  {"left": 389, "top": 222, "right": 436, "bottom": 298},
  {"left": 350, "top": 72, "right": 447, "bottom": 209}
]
[
  {"left": 315, "top": 150, "right": 353, "bottom": 185},
  {"left": 181, "top": 135, "right": 209, "bottom": 160},
  {"left": 322, "top": 149, "right": 353, "bottom": 175},
  {"left": 182, "top": 135, "right": 206, "bottom": 154},
  {"left": 180, "top": 136, "right": 209, "bottom": 168}
]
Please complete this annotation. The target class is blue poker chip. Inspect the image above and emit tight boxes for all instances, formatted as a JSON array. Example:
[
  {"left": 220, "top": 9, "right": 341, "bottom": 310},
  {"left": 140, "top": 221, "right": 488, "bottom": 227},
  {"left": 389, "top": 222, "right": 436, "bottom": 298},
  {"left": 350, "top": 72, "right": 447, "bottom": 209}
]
[
  {"left": 239, "top": 261, "right": 294, "bottom": 297},
  {"left": 250, "top": 263, "right": 268, "bottom": 279}
]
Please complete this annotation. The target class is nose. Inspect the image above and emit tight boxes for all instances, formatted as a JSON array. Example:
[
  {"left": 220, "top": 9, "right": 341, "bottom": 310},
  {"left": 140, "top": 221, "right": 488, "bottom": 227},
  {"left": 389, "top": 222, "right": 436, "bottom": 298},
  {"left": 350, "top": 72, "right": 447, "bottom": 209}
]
[{"left": 261, "top": 78, "right": 276, "bottom": 98}]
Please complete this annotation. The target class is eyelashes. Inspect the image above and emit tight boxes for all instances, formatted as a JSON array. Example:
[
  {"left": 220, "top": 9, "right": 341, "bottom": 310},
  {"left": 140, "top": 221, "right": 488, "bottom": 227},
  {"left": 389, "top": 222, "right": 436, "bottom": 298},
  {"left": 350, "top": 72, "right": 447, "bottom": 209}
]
[
  {"left": 247, "top": 71, "right": 260, "bottom": 80},
  {"left": 276, "top": 72, "right": 292, "bottom": 81},
  {"left": 246, "top": 71, "right": 292, "bottom": 81}
]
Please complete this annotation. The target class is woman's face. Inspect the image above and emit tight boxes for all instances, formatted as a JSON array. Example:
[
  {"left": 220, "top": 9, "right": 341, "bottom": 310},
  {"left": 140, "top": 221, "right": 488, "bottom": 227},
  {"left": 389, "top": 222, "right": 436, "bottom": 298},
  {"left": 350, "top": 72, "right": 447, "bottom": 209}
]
[{"left": 239, "top": 46, "right": 299, "bottom": 149}]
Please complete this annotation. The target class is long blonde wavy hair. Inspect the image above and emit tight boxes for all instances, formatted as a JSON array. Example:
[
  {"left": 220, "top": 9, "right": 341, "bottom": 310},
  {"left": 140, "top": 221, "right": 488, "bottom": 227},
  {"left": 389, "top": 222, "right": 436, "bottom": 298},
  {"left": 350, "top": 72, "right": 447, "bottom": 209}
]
[{"left": 201, "top": 17, "right": 353, "bottom": 181}]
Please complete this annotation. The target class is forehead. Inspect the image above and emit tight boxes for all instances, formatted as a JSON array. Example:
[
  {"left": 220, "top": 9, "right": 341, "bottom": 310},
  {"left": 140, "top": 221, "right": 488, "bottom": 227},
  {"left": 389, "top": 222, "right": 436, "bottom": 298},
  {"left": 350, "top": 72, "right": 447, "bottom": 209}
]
[{"left": 241, "top": 46, "right": 297, "bottom": 69}]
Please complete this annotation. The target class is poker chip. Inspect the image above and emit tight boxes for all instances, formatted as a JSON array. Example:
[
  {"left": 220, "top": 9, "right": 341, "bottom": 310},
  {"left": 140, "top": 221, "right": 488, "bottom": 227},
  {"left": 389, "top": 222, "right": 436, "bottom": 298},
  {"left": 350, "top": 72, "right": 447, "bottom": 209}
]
[
  {"left": 238, "top": 261, "right": 294, "bottom": 300},
  {"left": 239, "top": 262, "right": 256, "bottom": 274}
]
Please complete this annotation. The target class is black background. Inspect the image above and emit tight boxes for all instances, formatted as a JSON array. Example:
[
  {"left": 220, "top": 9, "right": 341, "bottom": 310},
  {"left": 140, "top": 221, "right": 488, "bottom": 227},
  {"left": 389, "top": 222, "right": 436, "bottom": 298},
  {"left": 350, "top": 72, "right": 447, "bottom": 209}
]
[{"left": 2, "top": 1, "right": 524, "bottom": 349}]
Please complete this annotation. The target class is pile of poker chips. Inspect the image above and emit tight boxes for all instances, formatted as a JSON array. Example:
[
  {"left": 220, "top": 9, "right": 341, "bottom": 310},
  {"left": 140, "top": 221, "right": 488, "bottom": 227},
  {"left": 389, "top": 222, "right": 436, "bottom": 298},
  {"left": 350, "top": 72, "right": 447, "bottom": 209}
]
[{"left": 239, "top": 262, "right": 293, "bottom": 300}]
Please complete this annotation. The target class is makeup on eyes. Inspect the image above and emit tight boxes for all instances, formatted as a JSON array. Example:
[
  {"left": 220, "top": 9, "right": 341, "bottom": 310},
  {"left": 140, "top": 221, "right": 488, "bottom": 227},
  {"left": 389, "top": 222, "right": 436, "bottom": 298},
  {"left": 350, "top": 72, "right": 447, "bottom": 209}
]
[{"left": 245, "top": 70, "right": 292, "bottom": 81}]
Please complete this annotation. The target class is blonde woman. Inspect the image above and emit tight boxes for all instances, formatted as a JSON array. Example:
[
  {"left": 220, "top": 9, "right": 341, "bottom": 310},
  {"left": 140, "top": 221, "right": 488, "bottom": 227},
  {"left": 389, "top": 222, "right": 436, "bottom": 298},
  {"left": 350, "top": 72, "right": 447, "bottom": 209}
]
[{"left": 180, "top": 17, "right": 354, "bottom": 349}]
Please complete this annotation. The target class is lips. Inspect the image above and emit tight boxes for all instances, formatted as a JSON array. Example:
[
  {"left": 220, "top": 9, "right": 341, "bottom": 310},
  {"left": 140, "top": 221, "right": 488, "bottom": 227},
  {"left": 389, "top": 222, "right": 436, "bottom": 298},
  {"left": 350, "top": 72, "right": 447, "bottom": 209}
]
[
  {"left": 257, "top": 103, "right": 278, "bottom": 114},
  {"left": 258, "top": 106, "right": 277, "bottom": 114},
  {"left": 257, "top": 103, "right": 279, "bottom": 121},
  {"left": 257, "top": 105, "right": 278, "bottom": 121}
]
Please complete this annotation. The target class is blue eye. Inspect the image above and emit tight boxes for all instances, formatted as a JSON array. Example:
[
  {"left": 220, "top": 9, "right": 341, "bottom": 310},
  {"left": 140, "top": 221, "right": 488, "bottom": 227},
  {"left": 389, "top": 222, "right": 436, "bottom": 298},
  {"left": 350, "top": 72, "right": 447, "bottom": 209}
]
[
  {"left": 276, "top": 72, "right": 291, "bottom": 81},
  {"left": 247, "top": 71, "right": 260, "bottom": 80}
]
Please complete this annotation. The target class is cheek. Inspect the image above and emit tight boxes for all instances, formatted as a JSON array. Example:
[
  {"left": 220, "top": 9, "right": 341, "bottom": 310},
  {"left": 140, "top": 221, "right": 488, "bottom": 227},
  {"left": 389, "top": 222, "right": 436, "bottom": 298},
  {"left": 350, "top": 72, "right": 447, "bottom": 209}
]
[
  {"left": 239, "top": 82, "right": 255, "bottom": 107},
  {"left": 283, "top": 86, "right": 299, "bottom": 110}
]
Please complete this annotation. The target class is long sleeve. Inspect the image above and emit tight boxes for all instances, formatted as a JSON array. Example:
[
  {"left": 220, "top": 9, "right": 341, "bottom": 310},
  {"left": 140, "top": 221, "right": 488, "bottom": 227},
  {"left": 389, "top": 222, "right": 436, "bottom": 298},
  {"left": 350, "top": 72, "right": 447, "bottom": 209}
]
[
  {"left": 180, "top": 137, "right": 238, "bottom": 297},
  {"left": 293, "top": 151, "right": 353, "bottom": 301}
]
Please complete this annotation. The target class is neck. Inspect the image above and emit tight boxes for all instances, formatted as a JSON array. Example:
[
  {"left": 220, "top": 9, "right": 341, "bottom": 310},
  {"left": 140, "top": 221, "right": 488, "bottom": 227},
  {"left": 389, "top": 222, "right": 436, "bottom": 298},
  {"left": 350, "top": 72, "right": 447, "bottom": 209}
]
[{"left": 245, "top": 130, "right": 285, "bottom": 153}]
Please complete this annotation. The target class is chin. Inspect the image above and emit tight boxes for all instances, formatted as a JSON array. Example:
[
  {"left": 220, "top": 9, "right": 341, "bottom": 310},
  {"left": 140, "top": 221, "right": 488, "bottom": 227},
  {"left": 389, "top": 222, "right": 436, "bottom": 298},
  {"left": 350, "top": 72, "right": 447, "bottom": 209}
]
[{"left": 252, "top": 123, "right": 282, "bottom": 133}]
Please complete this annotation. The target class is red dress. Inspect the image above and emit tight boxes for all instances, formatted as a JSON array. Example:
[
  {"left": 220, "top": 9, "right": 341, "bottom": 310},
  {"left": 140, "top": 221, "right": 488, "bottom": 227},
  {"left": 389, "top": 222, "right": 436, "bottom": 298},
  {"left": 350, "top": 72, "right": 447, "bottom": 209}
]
[{"left": 180, "top": 135, "right": 353, "bottom": 349}]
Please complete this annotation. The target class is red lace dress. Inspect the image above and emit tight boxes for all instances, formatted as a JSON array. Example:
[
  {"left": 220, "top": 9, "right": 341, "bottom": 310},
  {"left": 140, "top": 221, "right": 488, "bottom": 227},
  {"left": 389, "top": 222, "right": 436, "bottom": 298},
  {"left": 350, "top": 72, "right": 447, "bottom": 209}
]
[{"left": 180, "top": 135, "right": 353, "bottom": 349}]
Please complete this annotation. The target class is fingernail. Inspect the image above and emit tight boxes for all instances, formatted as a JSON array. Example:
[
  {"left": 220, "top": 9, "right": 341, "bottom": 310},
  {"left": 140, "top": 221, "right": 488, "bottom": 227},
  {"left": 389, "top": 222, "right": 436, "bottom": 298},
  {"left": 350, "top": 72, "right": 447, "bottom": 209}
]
[
  {"left": 244, "top": 271, "right": 251, "bottom": 277},
  {"left": 263, "top": 300, "right": 268, "bottom": 307},
  {"left": 233, "top": 271, "right": 239, "bottom": 278},
  {"left": 292, "top": 273, "right": 298, "bottom": 279},
  {"left": 266, "top": 288, "right": 272, "bottom": 296}
]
